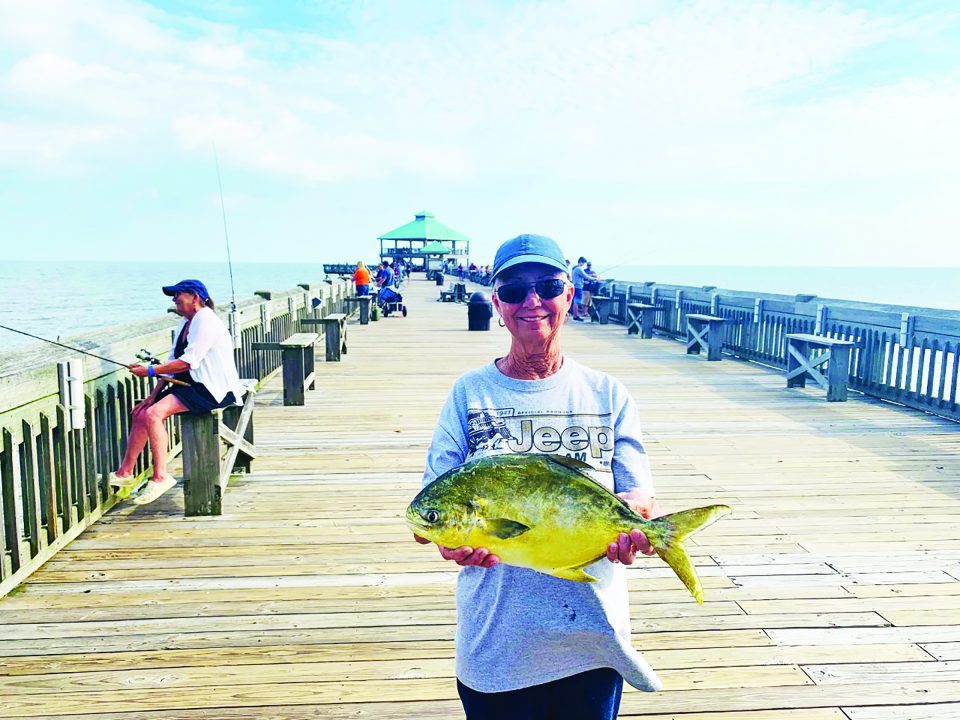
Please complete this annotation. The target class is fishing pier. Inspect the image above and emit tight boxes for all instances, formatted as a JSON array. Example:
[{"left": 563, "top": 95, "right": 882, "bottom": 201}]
[{"left": 1, "top": 275, "right": 959, "bottom": 719}]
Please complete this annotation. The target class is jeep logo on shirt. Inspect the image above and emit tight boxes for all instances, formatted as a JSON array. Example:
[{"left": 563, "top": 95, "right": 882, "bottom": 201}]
[
  {"left": 503, "top": 419, "right": 613, "bottom": 458},
  {"left": 466, "top": 408, "right": 615, "bottom": 464}
]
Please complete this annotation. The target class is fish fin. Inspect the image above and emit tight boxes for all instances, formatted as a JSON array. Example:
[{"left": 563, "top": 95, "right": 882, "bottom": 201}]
[
  {"left": 543, "top": 454, "right": 597, "bottom": 473},
  {"left": 483, "top": 518, "right": 531, "bottom": 539},
  {"left": 551, "top": 566, "right": 597, "bottom": 582},
  {"left": 644, "top": 505, "right": 732, "bottom": 605}
]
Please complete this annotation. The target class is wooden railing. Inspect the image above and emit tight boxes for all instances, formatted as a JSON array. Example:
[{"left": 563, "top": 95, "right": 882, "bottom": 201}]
[
  {"left": 604, "top": 281, "right": 960, "bottom": 422},
  {"left": 0, "top": 279, "right": 352, "bottom": 596}
]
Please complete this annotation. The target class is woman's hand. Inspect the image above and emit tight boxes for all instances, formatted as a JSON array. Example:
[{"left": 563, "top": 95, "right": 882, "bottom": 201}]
[
  {"left": 131, "top": 399, "right": 152, "bottom": 418},
  {"left": 607, "top": 490, "right": 661, "bottom": 565},
  {"left": 128, "top": 363, "right": 149, "bottom": 378},
  {"left": 413, "top": 534, "right": 499, "bottom": 568},
  {"left": 440, "top": 544, "right": 500, "bottom": 568}
]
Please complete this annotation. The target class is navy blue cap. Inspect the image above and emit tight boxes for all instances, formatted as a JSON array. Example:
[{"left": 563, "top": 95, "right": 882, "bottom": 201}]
[
  {"left": 491, "top": 234, "right": 568, "bottom": 281},
  {"left": 162, "top": 279, "right": 210, "bottom": 301}
]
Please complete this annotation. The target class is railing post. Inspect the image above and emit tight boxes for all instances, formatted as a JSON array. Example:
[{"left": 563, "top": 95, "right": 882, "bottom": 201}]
[
  {"left": 711, "top": 292, "right": 720, "bottom": 316},
  {"left": 815, "top": 304, "right": 828, "bottom": 334},
  {"left": 899, "top": 312, "right": 915, "bottom": 347},
  {"left": 675, "top": 289, "right": 684, "bottom": 334},
  {"left": 753, "top": 298, "right": 764, "bottom": 323},
  {"left": 1, "top": 428, "right": 24, "bottom": 573}
]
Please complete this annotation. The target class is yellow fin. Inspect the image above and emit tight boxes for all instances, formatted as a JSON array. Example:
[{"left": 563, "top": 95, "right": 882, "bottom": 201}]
[
  {"left": 550, "top": 566, "right": 597, "bottom": 582},
  {"left": 544, "top": 454, "right": 597, "bottom": 473},
  {"left": 646, "top": 504, "right": 732, "bottom": 604},
  {"left": 483, "top": 518, "right": 530, "bottom": 539}
]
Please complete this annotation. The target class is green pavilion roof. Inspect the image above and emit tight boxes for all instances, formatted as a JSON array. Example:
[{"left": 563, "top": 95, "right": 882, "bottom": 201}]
[
  {"left": 378, "top": 211, "right": 472, "bottom": 243},
  {"left": 419, "top": 240, "right": 453, "bottom": 254}
]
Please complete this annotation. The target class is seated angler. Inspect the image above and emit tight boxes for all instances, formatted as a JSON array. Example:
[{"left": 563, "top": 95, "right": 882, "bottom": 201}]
[{"left": 110, "top": 280, "right": 243, "bottom": 505}]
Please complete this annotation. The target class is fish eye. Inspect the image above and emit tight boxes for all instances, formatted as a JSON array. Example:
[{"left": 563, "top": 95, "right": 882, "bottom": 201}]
[{"left": 424, "top": 509, "right": 440, "bottom": 523}]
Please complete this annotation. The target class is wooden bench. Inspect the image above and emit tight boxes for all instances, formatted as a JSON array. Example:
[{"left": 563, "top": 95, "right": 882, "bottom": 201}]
[
  {"left": 686, "top": 313, "right": 726, "bottom": 361},
  {"left": 181, "top": 378, "right": 257, "bottom": 516},
  {"left": 343, "top": 296, "right": 372, "bottom": 324},
  {"left": 302, "top": 314, "right": 347, "bottom": 362},
  {"left": 786, "top": 333, "right": 855, "bottom": 402},
  {"left": 626, "top": 303, "right": 658, "bottom": 338},
  {"left": 439, "top": 283, "right": 468, "bottom": 303},
  {"left": 251, "top": 332, "right": 319, "bottom": 406},
  {"left": 590, "top": 295, "right": 614, "bottom": 324}
]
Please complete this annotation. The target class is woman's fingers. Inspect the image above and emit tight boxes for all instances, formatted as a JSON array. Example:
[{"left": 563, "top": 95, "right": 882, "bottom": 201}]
[
  {"left": 480, "top": 553, "right": 500, "bottom": 568},
  {"left": 631, "top": 528, "right": 656, "bottom": 557},
  {"left": 437, "top": 545, "right": 498, "bottom": 567},
  {"left": 438, "top": 545, "right": 471, "bottom": 562},
  {"left": 607, "top": 530, "right": 656, "bottom": 564},
  {"left": 617, "top": 532, "right": 634, "bottom": 565},
  {"left": 465, "top": 547, "right": 488, "bottom": 566},
  {"left": 606, "top": 541, "right": 618, "bottom": 562}
]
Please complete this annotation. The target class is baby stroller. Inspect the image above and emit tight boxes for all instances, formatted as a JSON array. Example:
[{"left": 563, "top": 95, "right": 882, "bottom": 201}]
[{"left": 377, "top": 285, "right": 408, "bottom": 317}]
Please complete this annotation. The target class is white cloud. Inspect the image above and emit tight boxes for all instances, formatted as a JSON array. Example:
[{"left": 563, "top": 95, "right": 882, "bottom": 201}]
[{"left": 0, "top": 0, "right": 958, "bottom": 264}]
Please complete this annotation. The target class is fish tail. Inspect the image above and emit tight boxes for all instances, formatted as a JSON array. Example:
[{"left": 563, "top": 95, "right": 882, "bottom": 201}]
[{"left": 640, "top": 505, "right": 732, "bottom": 604}]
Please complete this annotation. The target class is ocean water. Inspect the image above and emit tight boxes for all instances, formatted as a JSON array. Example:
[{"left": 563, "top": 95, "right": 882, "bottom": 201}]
[
  {"left": 0, "top": 261, "right": 330, "bottom": 353},
  {"left": 606, "top": 264, "right": 960, "bottom": 311},
  {"left": 0, "top": 260, "right": 957, "bottom": 353}
]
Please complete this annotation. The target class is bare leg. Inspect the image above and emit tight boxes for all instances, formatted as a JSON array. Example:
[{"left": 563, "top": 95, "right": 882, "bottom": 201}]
[
  {"left": 143, "top": 394, "right": 189, "bottom": 481},
  {"left": 117, "top": 410, "right": 150, "bottom": 477}
]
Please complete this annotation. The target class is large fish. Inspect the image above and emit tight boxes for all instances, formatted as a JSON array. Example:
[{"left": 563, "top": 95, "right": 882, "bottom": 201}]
[{"left": 408, "top": 453, "right": 731, "bottom": 603}]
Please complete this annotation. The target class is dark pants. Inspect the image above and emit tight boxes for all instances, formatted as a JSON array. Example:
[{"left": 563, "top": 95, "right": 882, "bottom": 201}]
[{"left": 457, "top": 668, "right": 623, "bottom": 720}]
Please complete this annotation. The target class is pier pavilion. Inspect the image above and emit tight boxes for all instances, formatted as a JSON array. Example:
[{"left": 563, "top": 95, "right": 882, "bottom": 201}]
[
  {"left": 0, "top": 276, "right": 959, "bottom": 718},
  {"left": 378, "top": 211, "right": 471, "bottom": 271}
]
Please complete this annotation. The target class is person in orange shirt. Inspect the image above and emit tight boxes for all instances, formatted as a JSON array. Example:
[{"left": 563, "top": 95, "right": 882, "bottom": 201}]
[{"left": 353, "top": 261, "right": 372, "bottom": 295}]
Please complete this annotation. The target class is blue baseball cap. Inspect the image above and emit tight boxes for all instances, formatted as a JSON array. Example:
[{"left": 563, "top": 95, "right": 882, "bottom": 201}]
[
  {"left": 491, "top": 234, "right": 568, "bottom": 281},
  {"left": 162, "top": 279, "right": 210, "bottom": 301}
]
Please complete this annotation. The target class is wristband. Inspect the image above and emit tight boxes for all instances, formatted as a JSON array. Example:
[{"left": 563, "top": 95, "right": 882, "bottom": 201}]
[{"left": 147, "top": 365, "right": 155, "bottom": 378}]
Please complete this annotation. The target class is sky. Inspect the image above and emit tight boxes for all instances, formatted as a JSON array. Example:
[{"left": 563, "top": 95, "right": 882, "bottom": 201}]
[{"left": 1, "top": 0, "right": 959, "bottom": 268}]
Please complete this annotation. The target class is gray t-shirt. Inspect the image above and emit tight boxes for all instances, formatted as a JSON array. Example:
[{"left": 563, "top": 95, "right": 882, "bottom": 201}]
[
  {"left": 422, "top": 357, "right": 662, "bottom": 693},
  {"left": 571, "top": 264, "right": 588, "bottom": 289}
]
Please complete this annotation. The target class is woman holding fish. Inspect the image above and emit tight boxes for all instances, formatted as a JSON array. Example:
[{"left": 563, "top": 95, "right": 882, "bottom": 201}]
[{"left": 409, "top": 234, "right": 733, "bottom": 720}]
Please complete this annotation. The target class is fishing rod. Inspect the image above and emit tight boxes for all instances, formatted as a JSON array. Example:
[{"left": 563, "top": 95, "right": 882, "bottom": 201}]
[
  {"left": 213, "top": 142, "right": 239, "bottom": 346},
  {"left": 0, "top": 324, "right": 190, "bottom": 386},
  {"left": 594, "top": 263, "right": 626, "bottom": 277}
]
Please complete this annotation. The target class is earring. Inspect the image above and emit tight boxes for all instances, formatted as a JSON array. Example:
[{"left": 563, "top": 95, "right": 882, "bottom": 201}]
[{"left": 498, "top": 317, "right": 505, "bottom": 327}]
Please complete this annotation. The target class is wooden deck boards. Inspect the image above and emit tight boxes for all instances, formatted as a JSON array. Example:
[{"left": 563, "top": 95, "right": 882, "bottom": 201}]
[{"left": 1, "top": 277, "right": 959, "bottom": 719}]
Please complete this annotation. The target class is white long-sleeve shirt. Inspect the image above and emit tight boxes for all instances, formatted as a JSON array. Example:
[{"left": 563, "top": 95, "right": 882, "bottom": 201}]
[{"left": 168, "top": 307, "right": 243, "bottom": 405}]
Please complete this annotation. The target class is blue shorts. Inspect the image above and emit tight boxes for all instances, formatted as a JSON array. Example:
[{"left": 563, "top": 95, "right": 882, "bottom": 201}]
[
  {"left": 574, "top": 287, "right": 584, "bottom": 304},
  {"left": 166, "top": 382, "right": 236, "bottom": 415},
  {"left": 356, "top": 284, "right": 370, "bottom": 296},
  {"left": 457, "top": 668, "right": 623, "bottom": 720}
]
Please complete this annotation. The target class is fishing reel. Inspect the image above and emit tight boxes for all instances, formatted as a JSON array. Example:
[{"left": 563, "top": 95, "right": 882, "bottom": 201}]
[
  {"left": 136, "top": 349, "right": 161, "bottom": 365},
  {"left": 134, "top": 348, "right": 189, "bottom": 386}
]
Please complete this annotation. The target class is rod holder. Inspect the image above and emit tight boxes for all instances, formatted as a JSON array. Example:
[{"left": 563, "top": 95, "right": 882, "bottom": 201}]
[{"left": 57, "top": 359, "right": 85, "bottom": 431}]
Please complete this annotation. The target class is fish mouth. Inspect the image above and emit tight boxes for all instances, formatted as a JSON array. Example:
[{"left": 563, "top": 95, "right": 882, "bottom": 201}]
[{"left": 406, "top": 517, "right": 429, "bottom": 532}]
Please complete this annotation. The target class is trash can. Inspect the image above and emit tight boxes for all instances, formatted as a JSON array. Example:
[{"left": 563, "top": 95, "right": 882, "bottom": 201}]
[
  {"left": 468, "top": 291, "right": 493, "bottom": 331},
  {"left": 435, "top": 271, "right": 444, "bottom": 286}
]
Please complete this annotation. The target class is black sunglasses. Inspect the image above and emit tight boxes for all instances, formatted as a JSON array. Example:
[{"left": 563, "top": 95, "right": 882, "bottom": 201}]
[{"left": 495, "top": 278, "right": 568, "bottom": 305}]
